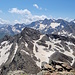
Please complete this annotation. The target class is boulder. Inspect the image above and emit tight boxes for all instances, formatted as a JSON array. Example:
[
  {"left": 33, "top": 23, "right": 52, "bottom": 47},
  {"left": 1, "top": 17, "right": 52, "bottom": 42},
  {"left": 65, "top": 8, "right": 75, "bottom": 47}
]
[
  {"left": 62, "top": 62, "right": 70, "bottom": 67},
  {"left": 56, "top": 65, "right": 63, "bottom": 71},
  {"left": 43, "top": 64, "right": 55, "bottom": 72},
  {"left": 62, "top": 62, "right": 72, "bottom": 71}
]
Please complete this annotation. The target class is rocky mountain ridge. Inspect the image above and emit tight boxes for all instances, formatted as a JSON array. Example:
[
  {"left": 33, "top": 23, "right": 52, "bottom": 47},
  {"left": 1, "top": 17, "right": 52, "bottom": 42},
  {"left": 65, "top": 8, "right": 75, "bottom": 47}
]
[{"left": 0, "top": 27, "right": 75, "bottom": 75}]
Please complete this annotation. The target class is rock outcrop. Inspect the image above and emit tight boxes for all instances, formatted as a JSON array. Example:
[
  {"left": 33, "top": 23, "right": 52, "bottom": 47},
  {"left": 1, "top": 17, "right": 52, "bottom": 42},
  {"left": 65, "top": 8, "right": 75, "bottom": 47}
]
[{"left": 41, "top": 60, "right": 72, "bottom": 73}]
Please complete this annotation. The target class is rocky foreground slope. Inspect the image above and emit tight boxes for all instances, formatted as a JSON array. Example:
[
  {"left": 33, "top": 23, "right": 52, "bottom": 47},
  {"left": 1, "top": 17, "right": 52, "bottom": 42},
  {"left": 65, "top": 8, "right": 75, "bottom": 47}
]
[{"left": 0, "top": 27, "right": 75, "bottom": 75}]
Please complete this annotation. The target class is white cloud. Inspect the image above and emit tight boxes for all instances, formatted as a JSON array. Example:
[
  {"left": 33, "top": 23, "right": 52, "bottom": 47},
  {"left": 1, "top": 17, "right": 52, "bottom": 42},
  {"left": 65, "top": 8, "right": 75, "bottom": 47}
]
[
  {"left": 33, "top": 4, "right": 42, "bottom": 10},
  {"left": 0, "top": 18, "right": 10, "bottom": 24},
  {"left": 9, "top": 8, "right": 31, "bottom": 15},
  {"left": 13, "top": 15, "right": 47, "bottom": 24},
  {"left": 55, "top": 17, "right": 73, "bottom": 22},
  {"left": 33, "top": 4, "right": 39, "bottom": 9},
  {"left": 14, "top": 20, "right": 20, "bottom": 24},
  {"left": 9, "top": 8, "right": 48, "bottom": 24},
  {"left": 64, "top": 17, "right": 74, "bottom": 22},
  {"left": 31, "top": 15, "right": 47, "bottom": 21}
]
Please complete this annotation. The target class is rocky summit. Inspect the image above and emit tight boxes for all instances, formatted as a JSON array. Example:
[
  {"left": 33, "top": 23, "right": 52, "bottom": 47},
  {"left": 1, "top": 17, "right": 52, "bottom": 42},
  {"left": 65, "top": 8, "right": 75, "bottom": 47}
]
[{"left": 0, "top": 27, "right": 75, "bottom": 75}]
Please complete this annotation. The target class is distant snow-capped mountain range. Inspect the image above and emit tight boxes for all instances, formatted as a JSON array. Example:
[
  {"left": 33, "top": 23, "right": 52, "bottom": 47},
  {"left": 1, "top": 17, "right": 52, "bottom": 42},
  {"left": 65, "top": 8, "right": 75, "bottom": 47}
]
[{"left": 0, "top": 18, "right": 75, "bottom": 38}]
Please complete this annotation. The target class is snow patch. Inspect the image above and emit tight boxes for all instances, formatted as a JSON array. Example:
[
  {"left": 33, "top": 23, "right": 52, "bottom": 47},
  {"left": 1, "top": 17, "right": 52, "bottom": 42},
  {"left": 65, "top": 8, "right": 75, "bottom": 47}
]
[
  {"left": 12, "top": 27, "right": 16, "bottom": 32},
  {"left": 33, "top": 35, "right": 55, "bottom": 67},
  {"left": 0, "top": 41, "right": 12, "bottom": 66},
  {"left": 11, "top": 43, "right": 18, "bottom": 61},
  {"left": 12, "top": 27, "right": 21, "bottom": 33},
  {"left": 19, "top": 25, "right": 21, "bottom": 28},
  {"left": 58, "top": 32, "right": 61, "bottom": 35},
  {"left": 21, "top": 50, "right": 29, "bottom": 55},
  {"left": 21, "top": 28, "right": 24, "bottom": 31},
  {"left": 33, "top": 41, "right": 54, "bottom": 67},
  {"left": 61, "top": 25, "right": 64, "bottom": 28},
  {"left": 39, "top": 24, "right": 47, "bottom": 30},
  {"left": 1, "top": 41, "right": 8, "bottom": 45},
  {"left": 25, "top": 42, "right": 28, "bottom": 47},
  {"left": 1, "top": 28, "right": 4, "bottom": 30},
  {"left": 73, "top": 21, "right": 75, "bottom": 23},
  {"left": 20, "top": 37, "right": 22, "bottom": 39},
  {"left": 50, "top": 23, "right": 60, "bottom": 28}
]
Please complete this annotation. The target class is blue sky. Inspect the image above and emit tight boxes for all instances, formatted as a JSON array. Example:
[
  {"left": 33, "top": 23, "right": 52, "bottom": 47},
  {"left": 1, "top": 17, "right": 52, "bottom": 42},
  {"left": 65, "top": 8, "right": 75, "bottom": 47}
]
[{"left": 0, "top": 0, "right": 75, "bottom": 24}]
